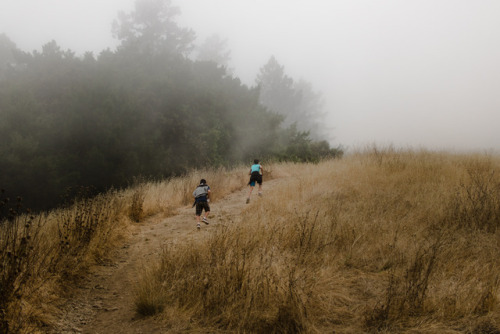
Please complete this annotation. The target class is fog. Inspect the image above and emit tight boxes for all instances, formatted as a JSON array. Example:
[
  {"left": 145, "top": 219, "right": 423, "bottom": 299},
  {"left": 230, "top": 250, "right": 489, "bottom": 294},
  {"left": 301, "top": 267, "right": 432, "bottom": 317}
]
[{"left": 1, "top": 0, "right": 499, "bottom": 152}]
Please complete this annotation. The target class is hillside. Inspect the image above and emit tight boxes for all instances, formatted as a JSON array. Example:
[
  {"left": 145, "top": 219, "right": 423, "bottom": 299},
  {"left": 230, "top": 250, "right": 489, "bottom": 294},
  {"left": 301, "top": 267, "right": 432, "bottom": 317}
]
[{"left": 2, "top": 149, "right": 500, "bottom": 333}]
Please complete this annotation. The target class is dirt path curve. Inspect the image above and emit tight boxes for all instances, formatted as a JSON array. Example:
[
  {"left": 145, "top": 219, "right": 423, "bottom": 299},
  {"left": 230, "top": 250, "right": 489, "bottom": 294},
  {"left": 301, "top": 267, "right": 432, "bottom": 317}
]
[{"left": 52, "top": 179, "right": 279, "bottom": 334}]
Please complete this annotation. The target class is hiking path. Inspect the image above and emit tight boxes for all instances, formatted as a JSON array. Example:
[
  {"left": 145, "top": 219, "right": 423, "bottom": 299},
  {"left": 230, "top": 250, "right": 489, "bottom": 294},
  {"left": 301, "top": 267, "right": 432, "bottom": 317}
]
[{"left": 52, "top": 179, "right": 280, "bottom": 334}]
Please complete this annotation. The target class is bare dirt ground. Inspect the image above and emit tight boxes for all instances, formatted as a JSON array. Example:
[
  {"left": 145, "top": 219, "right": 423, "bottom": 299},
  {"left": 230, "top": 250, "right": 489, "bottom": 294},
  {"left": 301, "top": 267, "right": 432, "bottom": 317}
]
[{"left": 51, "top": 180, "right": 277, "bottom": 334}]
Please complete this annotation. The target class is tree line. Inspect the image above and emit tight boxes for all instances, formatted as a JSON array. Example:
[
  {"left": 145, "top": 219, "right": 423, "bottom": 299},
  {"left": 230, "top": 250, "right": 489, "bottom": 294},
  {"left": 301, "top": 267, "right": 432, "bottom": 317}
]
[{"left": 0, "top": 0, "right": 342, "bottom": 212}]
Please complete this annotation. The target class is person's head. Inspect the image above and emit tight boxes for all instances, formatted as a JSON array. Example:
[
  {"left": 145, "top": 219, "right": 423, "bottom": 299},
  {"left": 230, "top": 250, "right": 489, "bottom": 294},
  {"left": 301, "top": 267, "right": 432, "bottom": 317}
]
[
  {"left": 254, "top": 159, "right": 259, "bottom": 164},
  {"left": 200, "top": 179, "right": 206, "bottom": 185}
]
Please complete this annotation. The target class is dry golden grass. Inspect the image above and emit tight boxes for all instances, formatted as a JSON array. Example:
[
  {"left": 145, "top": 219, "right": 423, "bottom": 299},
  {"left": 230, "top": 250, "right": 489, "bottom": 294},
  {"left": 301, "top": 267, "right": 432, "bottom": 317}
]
[
  {"left": 0, "top": 164, "right": 252, "bottom": 332},
  {"left": 124, "top": 165, "right": 251, "bottom": 220},
  {"left": 0, "top": 189, "right": 131, "bottom": 333},
  {"left": 3, "top": 149, "right": 500, "bottom": 333},
  {"left": 135, "top": 148, "right": 500, "bottom": 333}
]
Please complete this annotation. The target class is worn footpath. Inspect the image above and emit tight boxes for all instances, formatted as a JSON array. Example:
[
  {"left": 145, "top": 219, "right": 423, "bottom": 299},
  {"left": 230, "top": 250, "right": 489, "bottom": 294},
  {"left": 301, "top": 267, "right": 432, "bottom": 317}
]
[{"left": 51, "top": 179, "right": 280, "bottom": 333}]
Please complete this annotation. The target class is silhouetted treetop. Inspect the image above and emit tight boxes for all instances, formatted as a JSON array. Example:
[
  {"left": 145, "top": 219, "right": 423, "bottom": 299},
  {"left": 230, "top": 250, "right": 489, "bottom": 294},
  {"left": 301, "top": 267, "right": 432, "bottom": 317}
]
[
  {"left": 112, "top": 0, "right": 195, "bottom": 57},
  {"left": 256, "top": 56, "right": 330, "bottom": 141}
]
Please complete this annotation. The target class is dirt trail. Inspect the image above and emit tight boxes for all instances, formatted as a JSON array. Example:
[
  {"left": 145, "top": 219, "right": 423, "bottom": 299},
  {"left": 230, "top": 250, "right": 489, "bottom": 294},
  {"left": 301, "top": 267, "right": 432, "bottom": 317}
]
[{"left": 52, "top": 180, "right": 278, "bottom": 333}]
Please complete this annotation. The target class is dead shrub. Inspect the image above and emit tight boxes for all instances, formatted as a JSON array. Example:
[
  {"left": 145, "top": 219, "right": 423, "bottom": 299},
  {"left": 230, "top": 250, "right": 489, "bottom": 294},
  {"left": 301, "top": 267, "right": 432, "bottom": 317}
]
[
  {"left": 450, "top": 159, "right": 500, "bottom": 232},
  {"left": 129, "top": 186, "right": 145, "bottom": 222},
  {"left": 365, "top": 234, "right": 443, "bottom": 330},
  {"left": 0, "top": 193, "right": 46, "bottom": 333}
]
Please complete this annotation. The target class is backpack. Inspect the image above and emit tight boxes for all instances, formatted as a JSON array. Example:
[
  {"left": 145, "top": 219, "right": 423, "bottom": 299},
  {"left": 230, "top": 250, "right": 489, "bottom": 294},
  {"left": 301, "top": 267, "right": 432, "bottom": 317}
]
[{"left": 193, "top": 185, "right": 209, "bottom": 199}]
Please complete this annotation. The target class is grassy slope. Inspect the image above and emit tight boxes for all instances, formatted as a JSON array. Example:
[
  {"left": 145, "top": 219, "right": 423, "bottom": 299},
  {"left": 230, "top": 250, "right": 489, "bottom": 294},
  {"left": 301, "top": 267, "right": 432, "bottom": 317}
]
[
  {"left": 3, "top": 149, "right": 500, "bottom": 333},
  {"left": 137, "top": 149, "right": 500, "bottom": 333}
]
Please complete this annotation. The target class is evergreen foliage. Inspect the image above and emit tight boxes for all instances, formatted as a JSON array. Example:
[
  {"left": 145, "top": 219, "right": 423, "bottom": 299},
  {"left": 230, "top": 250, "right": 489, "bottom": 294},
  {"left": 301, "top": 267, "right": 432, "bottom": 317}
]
[
  {"left": 256, "top": 56, "right": 331, "bottom": 141},
  {"left": 0, "top": 0, "right": 341, "bottom": 211}
]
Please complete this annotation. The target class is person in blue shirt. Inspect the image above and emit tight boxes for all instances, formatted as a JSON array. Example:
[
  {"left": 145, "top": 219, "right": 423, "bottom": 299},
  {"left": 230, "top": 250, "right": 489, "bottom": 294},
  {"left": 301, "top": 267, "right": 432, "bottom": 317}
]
[
  {"left": 193, "top": 179, "right": 211, "bottom": 229},
  {"left": 246, "top": 159, "right": 263, "bottom": 204}
]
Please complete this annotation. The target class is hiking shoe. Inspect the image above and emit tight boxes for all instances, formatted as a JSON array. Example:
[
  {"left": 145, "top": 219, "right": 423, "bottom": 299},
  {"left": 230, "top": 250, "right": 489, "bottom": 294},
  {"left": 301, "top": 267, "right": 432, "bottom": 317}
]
[
  {"left": 197, "top": 223, "right": 201, "bottom": 230},
  {"left": 202, "top": 217, "right": 209, "bottom": 225},
  {"left": 246, "top": 198, "right": 250, "bottom": 204}
]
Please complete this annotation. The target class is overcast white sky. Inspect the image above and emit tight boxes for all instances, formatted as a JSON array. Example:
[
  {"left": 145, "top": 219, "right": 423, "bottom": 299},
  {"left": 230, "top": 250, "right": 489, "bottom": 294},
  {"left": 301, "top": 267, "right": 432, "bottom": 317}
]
[{"left": 1, "top": 0, "right": 500, "bottom": 152}]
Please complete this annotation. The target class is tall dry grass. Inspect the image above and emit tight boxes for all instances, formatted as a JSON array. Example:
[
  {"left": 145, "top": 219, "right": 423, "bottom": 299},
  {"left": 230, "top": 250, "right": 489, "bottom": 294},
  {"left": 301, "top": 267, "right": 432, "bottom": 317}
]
[
  {"left": 124, "top": 165, "right": 252, "bottom": 220},
  {"left": 0, "top": 164, "right": 253, "bottom": 333},
  {"left": 0, "top": 188, "right": 130, "bottom": 333},
  {"left": 3, "top": 151, "right": 500, "bottom": 333},
  {"left": 135, "top": 148, "right": 500, "bottom": 333}
]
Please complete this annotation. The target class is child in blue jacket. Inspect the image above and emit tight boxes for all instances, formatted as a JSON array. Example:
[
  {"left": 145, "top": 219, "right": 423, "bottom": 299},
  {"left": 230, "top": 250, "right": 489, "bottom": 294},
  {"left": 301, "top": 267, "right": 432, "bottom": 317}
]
[{"left": 246, "top": 159, "right": 263, "bottom": 203}]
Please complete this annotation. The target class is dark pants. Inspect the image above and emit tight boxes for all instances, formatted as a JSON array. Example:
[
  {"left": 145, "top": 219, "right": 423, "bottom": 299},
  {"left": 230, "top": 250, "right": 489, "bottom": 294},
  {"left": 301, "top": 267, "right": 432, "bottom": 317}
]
[
  {"left": 248, "top": 172, "right": 262, "bottom": 186},
  {"left": 195, "top": 201, "right": 210, "bottom": 216}
]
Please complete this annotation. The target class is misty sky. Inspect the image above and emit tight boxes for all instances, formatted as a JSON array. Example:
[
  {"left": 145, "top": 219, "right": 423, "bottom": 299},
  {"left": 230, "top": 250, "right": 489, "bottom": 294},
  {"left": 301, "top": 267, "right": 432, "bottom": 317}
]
[{"left": 1, "top": 0, "right": 499, "bottom": 152}]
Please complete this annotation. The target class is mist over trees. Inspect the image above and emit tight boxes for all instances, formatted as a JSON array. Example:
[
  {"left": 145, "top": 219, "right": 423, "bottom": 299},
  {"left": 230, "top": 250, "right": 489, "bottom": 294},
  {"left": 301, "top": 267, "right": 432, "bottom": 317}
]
[
  {"left": 256, "top": 55, "right": 330, "bottom": 141},
  {"left": 0, "top": 33, "right": 17, "bottom": 80},
  {"left": 112, "top": 0, "right": 195, "bottom": 57},
  {"left": 195, "top": 34, "right": 232, "bottom": 74},
  {"left": 0, "top": 0, "right": 341, "bottom": 212}
]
